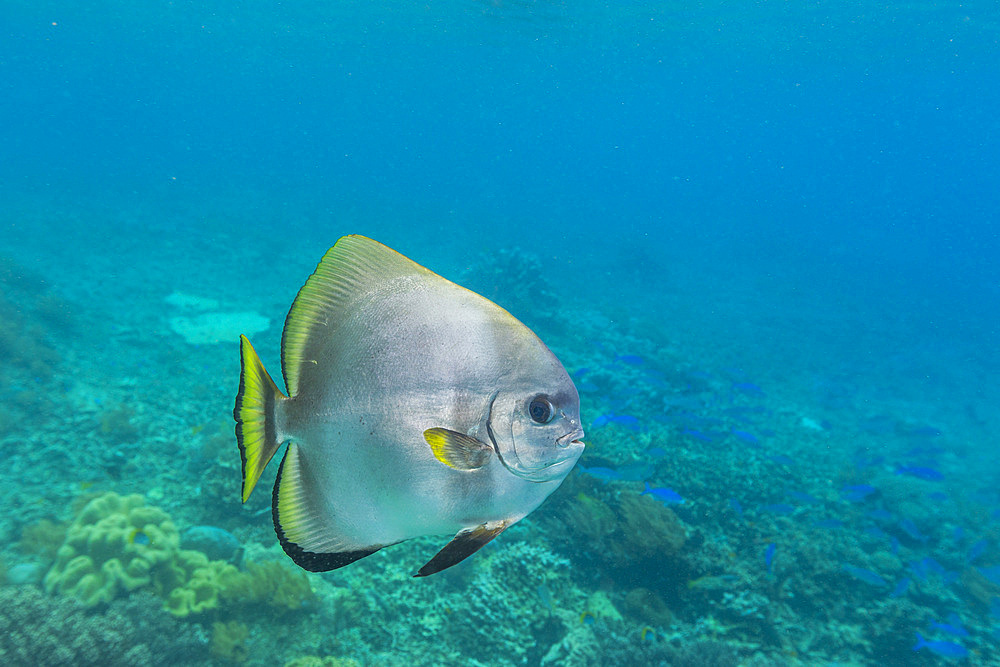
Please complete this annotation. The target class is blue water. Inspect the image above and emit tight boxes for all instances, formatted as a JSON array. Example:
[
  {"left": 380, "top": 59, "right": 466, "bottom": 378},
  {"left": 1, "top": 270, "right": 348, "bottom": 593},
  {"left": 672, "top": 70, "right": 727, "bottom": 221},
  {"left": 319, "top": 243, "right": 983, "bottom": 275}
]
[{"left": 2, "top": 1, "right": 999, "bottom": 665}]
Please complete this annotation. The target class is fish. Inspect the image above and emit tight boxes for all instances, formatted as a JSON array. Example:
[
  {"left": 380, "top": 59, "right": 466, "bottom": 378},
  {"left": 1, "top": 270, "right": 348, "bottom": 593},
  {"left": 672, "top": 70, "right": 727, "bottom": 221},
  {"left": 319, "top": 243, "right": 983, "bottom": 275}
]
[
  {"left": 787, "top": 491, "right": 821, "bottom": 504},
  {"left": 760, "top": 503, "right": 795, "bottom": 515},
  {"left": 967, "top": 538, "right": 987, "bottom": 563},
  {"left": 687, "top": 573, "right": 740, "bottom": 590},
  {"left": 731, "top": 381, "right": 764, "bottom": 395},
  {"left": 764, "top": 543, "right": 776, "bottom": 573},
  {"left": 616, "top": 461, "right": 655, "bottom": 482},
  {"left": 929, "top": 614, "right": 969, "bottom": 637},
  {"left": 641, "top": 482, "right": 684, "bottom": 505},
  {"left": 233, "top": 236, "right": 585, "bottom": 577},
  {"left": 842, "top": 564, "right": 889, "bottom": 587},
  {"left": 615, "top": 354, "right": 645, "bottom": 365},
  {"left": 729, "top": 498, "right": 744, "bottom": 517},
  {"left": 899, "top": 518, "right": 928, "bottom": 542},
  {"left": 731, "top": 429, "right": 760, "bottom": 445},
  {"left": 577, "top": 464, "right": 622, "bottom": 482},
  {"left": 912, "top": 632, "right": 969, "bottom": 659},
  {"left": 592, "top": 414, "right": 641, "bottom": 431},
  {"left": 895, "top": 465, "right": 944, "bottom": 481},
  {"left": 841, "top": 484, "right": 877, "bottom": 502},
  {"left": 889, "top": 577, "right": 910, "bottom": 598}
]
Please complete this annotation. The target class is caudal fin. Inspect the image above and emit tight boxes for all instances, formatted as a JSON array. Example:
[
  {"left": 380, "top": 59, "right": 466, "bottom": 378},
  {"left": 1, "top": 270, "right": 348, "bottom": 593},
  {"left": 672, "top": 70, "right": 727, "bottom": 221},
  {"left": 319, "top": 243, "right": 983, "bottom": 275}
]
[{"left": 234, "top": 335, "right": 287, "bottom": 502}]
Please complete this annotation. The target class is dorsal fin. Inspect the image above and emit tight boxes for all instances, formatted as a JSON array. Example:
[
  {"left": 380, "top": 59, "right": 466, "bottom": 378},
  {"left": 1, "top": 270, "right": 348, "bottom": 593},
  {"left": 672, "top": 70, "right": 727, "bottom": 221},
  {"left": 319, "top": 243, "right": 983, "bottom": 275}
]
[{"left": 280, "top": 235, "right": 436, "bottom": 398}]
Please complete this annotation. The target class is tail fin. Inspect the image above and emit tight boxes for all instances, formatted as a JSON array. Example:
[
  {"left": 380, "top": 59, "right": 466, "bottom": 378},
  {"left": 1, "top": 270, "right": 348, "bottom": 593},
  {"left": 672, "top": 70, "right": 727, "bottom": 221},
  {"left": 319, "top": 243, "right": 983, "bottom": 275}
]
[{"left": 234, "top": 335, "right": 287, "bottom": 503}]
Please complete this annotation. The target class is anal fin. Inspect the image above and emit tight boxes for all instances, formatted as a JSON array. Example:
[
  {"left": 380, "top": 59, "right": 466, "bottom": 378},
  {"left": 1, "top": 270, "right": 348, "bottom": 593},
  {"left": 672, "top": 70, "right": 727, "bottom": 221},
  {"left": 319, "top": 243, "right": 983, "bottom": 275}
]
[
  {"left": 414, "top": 520, "right": 510, "bottom": 577},
  {"left": 273, "top": 442, "right": 382, "bottom": 572}
]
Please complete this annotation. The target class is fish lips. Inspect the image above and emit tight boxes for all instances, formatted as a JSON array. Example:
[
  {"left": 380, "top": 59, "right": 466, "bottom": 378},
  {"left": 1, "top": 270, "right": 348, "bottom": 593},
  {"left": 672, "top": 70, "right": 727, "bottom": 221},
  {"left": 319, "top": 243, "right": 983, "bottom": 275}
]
[
  {"left": 505, "top": 432, "right": 585, "bottom": 483},
  {"left": 557, "top": 428, "right": 585, "bottom": 449}
]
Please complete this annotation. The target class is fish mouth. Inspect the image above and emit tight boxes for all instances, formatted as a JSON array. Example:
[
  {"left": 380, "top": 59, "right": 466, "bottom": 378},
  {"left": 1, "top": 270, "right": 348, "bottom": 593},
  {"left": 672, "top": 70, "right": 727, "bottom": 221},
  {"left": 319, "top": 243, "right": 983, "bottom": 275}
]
[{"left": 556, "top": 429, "right": 585, "bottom": 448}]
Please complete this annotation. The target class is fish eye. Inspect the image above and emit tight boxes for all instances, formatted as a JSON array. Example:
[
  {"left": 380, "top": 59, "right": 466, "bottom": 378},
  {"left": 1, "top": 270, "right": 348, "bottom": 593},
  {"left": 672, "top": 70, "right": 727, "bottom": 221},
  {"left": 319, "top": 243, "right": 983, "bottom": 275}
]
[{"left": 528, "top": 395, "right": 555, "bottom": 424}]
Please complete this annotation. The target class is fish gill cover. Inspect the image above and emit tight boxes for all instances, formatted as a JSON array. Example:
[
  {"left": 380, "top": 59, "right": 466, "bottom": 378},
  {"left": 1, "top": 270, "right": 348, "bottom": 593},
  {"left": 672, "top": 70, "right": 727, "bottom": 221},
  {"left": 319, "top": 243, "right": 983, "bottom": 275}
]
[{"left": 1, "top": 0, "right": 999, "bottom": 666}]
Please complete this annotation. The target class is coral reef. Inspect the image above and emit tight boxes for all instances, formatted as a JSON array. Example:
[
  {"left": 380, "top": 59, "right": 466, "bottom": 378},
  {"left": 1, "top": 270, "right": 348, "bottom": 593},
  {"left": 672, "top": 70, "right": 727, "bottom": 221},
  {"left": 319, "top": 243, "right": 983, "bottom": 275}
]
[
  {"left": 218, "top": 559, "right": 315, "bottom": 613},
  {"left": 0, "top": 586, "right": 209, "bottom": 666},
  {"left": 211, "top": 620, "right": 250, "bottom": 663},
  {"left": 43, "top": 492, "right": 182, "bottom": 607}
]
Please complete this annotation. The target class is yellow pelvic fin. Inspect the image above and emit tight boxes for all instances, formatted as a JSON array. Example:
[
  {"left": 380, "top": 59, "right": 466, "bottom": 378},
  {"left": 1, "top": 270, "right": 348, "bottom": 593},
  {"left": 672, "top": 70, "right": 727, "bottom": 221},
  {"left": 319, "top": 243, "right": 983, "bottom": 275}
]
[
  {"left": 423, "top": 428, "right": 493, "bottom": 470},
  {"left": 234, "top": 335, "right": 287, "bottom": 503}
]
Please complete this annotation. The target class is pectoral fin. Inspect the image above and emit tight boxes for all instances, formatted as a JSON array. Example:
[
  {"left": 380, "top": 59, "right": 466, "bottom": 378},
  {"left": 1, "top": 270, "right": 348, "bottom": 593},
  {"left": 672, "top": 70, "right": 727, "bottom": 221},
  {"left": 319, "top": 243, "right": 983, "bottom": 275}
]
[
  {"left": 414, "top": 520, "right": 510, "bottom": 577},
  {"left": 424, "top": 428, "right": 493, "bottom": 470}
]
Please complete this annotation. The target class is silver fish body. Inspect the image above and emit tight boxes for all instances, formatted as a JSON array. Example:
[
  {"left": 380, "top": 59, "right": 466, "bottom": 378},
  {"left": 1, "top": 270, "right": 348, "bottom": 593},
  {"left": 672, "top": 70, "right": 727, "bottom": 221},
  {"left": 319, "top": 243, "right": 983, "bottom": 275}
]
[{"left": 235, "top": 235, "right": 584, "bottom": 576}]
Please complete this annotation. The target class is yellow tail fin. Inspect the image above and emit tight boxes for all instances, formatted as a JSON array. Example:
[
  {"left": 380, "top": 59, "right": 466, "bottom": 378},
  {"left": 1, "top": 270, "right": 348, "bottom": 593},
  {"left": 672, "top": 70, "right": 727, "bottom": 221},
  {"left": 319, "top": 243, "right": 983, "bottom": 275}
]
[{"left": 234, "top": 335, "right": 286, "bottom": 502}]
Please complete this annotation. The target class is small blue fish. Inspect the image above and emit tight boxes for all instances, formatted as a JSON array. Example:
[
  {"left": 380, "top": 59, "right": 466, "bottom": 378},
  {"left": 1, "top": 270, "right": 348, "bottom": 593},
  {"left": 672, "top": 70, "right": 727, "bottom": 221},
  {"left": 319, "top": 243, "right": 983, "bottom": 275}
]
[
  {"left": 895, "top": 465, "right": 944, "bottom": 481},
  {"left": 978, "top": 565, "right": 1000, "bottom": 586},
  {"left": 967, "top": 538, "right": 987, "bottom": 564},
  {"left": 129, "top": 530, "right": 151, "bottom": 546},
  {"left": 730, "top": 498, "right": 744, "bottom": 517},
  {"left": 764, "top": 543, "right": 776, "bottom": 573},
  {"left": 899, "top": 518, "right": 928, "bottom": 542},
  {"left": 617, "top": 462, "right": 655, "bottom": 482},
  {"left": 592, "top": 414, "right": 641, "bottom": 431},
  {"left": 842, "top": 564, "right": 888, "bottom": 587},
  {"left": 760, "top": 503, "right": 795, "bottom": 515},
  {"left": 889, "top": 577, "right": 910, "bottom": 598},
  {"left": 841, "top": 484, "right": 877, "bottom": 502},
  {"left": 867, "top": 509, "right": 894, "bottom": 520},
  {"left": 681, "top": 428, "right": 715, "bottom": 442},
  {"left": 577, "top": 464, "right": 622, "bottom": 482},
  {"left": 642, "top": 482, "right": 684, "bottom": 505},
  {"left": 572, "top": 367, "right": 592, "bottom": 379},
  {"left": 768, "top": 455, "right": 795, "bottom": 466},
  {"left": 910, "top": 557, "right": 948, "bottom": 582},
  {"left": 929, "top": 613, "right": 969, "bottom": 637},
  {"left": 731, "top": 429, "right": 760, "bottom": 445},
  {"left": 912, "top": 632, "right": 968, "bottom": 659},
  {"left": 646, "top": 447, "right": 667, "bottom": 458},
  {"left": 813, "top": 519, "right": 844, "bottom": 529},
  {"left": 787, "top": 491, "right": 820, "bottom": 505},
  {"left": 731, "top": 382, "right": 764, "bottom": 395},
  {"left": 616, "top": 354, "right": 644, "bottom": 365}
]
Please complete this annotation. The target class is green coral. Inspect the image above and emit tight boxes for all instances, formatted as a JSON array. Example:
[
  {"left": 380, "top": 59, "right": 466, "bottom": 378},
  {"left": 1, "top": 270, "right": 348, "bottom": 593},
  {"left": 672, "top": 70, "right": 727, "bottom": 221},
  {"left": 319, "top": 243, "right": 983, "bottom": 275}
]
[
  {"left": 42, "top": 491, "right": 287, "bottom": 618},
  {"left": 560, "top": 489, "right": 687, "bottom": 569},
  {"left": 211, "top": 620, "right": 250, "bottom": 663},
  {"left": 44, "top": 492, "right": 180, "bottom": 607},
  {"left": 218, "top": 560, "right": 315, "bottom": 613},
  {"left": 284, "top": 658, "right": 361, "bottom": 667},
  {"left": 163, "top": 552, "right": 239, "bottom": 617},
  {"left": 619, "top": 493, "right": 687, "bottom": 559}
]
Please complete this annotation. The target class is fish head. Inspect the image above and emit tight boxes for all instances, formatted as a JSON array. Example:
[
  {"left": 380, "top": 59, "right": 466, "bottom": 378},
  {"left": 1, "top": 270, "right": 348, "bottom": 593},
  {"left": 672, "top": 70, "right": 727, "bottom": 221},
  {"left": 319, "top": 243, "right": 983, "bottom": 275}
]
[{"left": 487, "top": 374, "right": 585, "bottom": 483}]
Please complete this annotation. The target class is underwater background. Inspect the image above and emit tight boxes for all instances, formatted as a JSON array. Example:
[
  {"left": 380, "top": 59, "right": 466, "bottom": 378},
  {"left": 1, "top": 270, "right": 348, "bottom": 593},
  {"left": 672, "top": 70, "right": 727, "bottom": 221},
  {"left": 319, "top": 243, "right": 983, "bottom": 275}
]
[{"left": 2, "top": 1, "right": 998, "bottom": 665}]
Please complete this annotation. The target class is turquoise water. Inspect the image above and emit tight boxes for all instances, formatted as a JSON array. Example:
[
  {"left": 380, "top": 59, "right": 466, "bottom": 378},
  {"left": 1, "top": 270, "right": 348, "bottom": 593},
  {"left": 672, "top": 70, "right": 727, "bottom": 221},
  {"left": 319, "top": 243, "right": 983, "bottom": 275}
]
[{"left": 2, "top": 1, "right": 999, "bottom": 665}]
